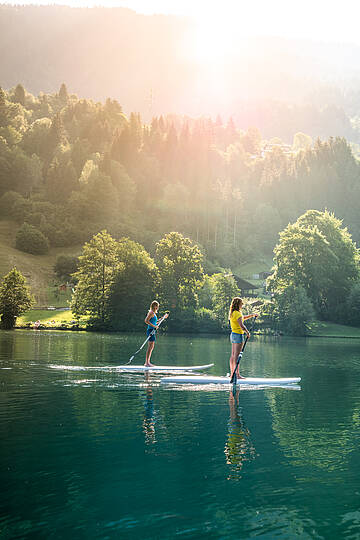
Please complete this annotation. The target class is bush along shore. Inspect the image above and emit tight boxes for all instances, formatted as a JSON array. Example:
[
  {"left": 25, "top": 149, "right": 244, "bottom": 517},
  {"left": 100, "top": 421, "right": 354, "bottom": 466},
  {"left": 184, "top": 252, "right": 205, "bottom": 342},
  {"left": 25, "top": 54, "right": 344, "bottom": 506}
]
[{"left": 14, "top": 308, "right": 360, "bottom": 338}]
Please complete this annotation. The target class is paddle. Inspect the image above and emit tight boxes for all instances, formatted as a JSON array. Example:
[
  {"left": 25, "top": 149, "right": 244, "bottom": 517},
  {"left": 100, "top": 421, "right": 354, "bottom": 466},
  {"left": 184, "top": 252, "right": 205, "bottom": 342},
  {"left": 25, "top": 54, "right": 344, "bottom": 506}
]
[
  {"left": 230, "top": 315, "right": 257, "bottom": 384},
  {"left": 125, "top": 312, "right": 169, "bottom": 365}
]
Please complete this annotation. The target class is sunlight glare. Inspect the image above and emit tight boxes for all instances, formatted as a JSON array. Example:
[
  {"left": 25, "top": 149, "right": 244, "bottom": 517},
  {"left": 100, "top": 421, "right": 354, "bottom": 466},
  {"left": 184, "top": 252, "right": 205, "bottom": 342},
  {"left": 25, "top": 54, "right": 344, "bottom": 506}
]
[{"left": 192, "top": 15, "right": 237, "bottom": 64}]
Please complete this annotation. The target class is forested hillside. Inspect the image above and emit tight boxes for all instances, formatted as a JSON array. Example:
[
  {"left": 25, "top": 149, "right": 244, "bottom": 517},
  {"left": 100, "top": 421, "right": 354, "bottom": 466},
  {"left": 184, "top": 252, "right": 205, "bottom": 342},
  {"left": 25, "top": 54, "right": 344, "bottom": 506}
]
[{"left": 1, "top": 83, "right": 360, "bottom": 271}]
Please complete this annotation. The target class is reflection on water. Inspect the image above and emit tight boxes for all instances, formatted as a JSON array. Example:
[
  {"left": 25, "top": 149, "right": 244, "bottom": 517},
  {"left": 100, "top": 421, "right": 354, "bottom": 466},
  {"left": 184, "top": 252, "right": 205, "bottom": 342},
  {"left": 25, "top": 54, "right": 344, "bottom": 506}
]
[
  {"left": 3, "top": 330, "right": 360, "bottom": 539},
  {"left": 142, "top": 373, "right": 157, "bottom": 446},
  {"left": 224, "top": 387, "right": 256, "bottom": 480}
]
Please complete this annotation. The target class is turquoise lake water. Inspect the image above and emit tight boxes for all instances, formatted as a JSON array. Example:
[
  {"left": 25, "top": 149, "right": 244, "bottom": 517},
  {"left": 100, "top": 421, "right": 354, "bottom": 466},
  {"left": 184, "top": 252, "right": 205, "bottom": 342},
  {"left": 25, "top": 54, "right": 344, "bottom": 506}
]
[{"left": 1, "top": 329, "right": 360, "bottom": 539}]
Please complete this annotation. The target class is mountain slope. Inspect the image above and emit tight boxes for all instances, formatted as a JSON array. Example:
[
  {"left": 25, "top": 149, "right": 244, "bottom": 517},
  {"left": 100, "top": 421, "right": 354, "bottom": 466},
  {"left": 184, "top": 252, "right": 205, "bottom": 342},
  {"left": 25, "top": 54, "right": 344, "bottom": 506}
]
[{"left": 0, "top": 220, "right": 79, "bottom": 306}]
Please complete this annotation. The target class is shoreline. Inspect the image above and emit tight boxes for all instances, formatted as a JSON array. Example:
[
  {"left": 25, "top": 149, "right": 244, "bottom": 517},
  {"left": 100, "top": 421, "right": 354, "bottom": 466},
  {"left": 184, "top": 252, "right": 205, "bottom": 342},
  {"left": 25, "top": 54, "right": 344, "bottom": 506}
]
[{"left": 11, "top": 326, "right": 360, "bottom": 339}]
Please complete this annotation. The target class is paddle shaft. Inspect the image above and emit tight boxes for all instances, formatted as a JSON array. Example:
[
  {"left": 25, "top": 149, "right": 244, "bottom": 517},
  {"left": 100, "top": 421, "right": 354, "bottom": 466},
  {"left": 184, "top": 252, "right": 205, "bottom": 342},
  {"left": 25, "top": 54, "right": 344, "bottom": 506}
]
[
  {"left": 126, "top": 313, "right": 168, "bottom": 365},
  {"left": 230, "top": 315, "right": 257, "bottom": 384}
]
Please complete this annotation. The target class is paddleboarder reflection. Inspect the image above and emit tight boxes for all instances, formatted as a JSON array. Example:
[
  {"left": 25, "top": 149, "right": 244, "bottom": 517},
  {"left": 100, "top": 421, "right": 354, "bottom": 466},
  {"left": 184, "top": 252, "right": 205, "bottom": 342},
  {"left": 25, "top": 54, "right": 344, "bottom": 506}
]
[
  {"left": 142, "top": 373, "right": 156, "bottom": 446},
  {"left": 224, "top": 388, "right": 256, "bottom": 480}
]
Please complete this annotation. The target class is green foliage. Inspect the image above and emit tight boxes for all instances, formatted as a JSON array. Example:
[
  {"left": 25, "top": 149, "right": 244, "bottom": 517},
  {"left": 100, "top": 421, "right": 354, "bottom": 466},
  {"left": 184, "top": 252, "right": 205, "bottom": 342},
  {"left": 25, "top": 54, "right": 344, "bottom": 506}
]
[
  {"left": 0, "top": 191, "right": 24, "bottom": 217},
  {"left": 198, "top": 275, "right": 213, "bottom": 310},
  {"left": 54, "top": 255, "right": 79, "bottom": 281},
  {"left": 195, "top": 307, "right": 223, "bottom": 333},
  {"left": 107, "top": 159, "right": 136, "bottom": 211},
  {"left": 1, "top": 82, "right": 360, "bottom": 333},
  {"left": 0, "top": 267, "right": 34, "bottom": 329},
  {"left": 208, "top": 272, "right": 239, "bottom": 327},
  {"left": 21, "top": 118, "right": 52, "bottom": 159},
  {"left": 156, "top": 232, "right": 204, "bottom": 312},
  {"left": 71, "top": 230, "right": 121, "bottom": 326},
  {"left": 46, "top": 113, "right": 67, "bottom": 160},
  {"left": 0, "top": 146, "right": 42, "bottom": 196},
  {"left": 166, "top": 307, "right": 222, "bottom": 333},
  {"left": 107, "top": 238, "right": 158, "bottom": 330},
  {"left": 16, "top": 222, "right": 50, "bottom": 255},
  {"left": 268, "top": 210, "right": 359, "bottom": 320},
  {"left": 45, "top": 156, "right": 77, "bottom": 203},
  {"left": 11, "top": 197, "right": 33, "bottom": 223},
  {"left": 346, "top": 282, "right": 360, "bottom": 326},
  {"left": 270, "top": 285, "right": 316, "bottom": 336}
]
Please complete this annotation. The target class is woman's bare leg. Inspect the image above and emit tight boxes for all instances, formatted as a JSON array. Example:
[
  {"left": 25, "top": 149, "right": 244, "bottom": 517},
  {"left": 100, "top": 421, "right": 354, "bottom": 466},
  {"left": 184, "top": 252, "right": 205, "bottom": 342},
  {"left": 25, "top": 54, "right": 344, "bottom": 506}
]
[
  {"left": 229, "top": 342, "right": 245, "bottom": 378},
  {"left": 145, "top": 341, "right": 155, "bottom": 366}
]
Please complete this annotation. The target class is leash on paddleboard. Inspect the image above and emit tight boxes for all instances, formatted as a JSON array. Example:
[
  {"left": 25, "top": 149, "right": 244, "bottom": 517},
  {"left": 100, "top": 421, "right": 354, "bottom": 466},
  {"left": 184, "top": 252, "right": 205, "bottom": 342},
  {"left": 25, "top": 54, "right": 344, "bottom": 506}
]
[
  {"left": 230, "top": 314, "right": 258, "bottom": 385},
  {"left": 125, "top": 312, "right": 169, "bottom": 365}
]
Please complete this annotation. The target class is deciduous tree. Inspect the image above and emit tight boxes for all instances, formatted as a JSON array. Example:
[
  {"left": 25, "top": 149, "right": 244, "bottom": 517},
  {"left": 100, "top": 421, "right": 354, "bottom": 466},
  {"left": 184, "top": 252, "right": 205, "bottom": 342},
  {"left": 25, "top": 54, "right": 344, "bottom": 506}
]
[
  {"left": 0, "top": 267, "right": 34, "bottom": 329},
  {"left": 107, "top": 238, "right": 158, "bottom": 330},
  {"left": 156, "top": 232, "right": 204, "bottom": 312},
  {"left": 209, "top": 272, "right": 239, "bottom": 327},
  {"left": 71, "top": 230, "right": 120, "bottom": 325},
  {"left": 268, "top": 210, "right": 359, "bottom": 319}
]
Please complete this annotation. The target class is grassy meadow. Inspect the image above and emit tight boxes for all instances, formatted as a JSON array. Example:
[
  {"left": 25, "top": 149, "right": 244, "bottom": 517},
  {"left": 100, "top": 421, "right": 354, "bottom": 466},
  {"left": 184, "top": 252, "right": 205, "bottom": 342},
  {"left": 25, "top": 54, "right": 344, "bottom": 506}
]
[
  {"left": 16, "top": 308, "right": 88, "bottom": 329},
  {"left": 307, "top": 321, "right": 360, "bottom": 338},
  {"left": 0, "top": 220, "right": 80, "bottom": 307}
]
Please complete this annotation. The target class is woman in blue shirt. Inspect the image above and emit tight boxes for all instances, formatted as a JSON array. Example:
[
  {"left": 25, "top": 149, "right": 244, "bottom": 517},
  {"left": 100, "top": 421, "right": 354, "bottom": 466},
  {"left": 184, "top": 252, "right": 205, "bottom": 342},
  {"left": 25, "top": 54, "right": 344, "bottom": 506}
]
[{"left": 144, "top": 300, "right": 168, "bottom": 366}]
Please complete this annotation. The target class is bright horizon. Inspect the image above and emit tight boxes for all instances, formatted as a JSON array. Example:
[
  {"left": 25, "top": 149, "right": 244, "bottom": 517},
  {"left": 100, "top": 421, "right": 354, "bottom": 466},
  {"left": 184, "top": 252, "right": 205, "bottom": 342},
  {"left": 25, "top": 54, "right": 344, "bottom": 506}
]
[{"left": 2, "top": 0, "right": 360, "bottom": 46}]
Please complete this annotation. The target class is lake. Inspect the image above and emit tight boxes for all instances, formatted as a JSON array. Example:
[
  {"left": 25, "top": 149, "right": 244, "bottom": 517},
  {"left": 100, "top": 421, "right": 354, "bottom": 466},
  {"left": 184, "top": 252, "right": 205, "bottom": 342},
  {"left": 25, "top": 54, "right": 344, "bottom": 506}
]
[{"left": 1, "top": 330, "right": 360, "bottom": 539}]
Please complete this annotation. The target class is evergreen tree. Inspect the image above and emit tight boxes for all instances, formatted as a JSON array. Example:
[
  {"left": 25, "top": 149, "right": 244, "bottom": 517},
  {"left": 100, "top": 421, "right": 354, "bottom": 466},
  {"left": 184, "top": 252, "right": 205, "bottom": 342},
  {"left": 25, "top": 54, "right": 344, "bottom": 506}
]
[
  {"left": 111, "top": 125, "right": 132, "bottom": 166},
  {"left": 129, "top": 112, "right": 142, "bottom": 150},
  {"left": 46, "top": 113, "right": 66, "bottom": 161},
  {"left": 59, "top": 83, "right": 69, "bottom": 102},
  {"left": 14, "top": 84, "right": 26, "bottom": 106}
]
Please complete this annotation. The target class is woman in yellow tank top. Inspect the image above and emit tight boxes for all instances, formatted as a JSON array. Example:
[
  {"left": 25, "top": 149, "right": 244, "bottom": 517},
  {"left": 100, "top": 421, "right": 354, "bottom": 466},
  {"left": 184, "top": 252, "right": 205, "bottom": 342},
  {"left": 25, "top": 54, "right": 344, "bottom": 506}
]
[{"left": 228, "top": 297, "right": 257, "bottom": 379}]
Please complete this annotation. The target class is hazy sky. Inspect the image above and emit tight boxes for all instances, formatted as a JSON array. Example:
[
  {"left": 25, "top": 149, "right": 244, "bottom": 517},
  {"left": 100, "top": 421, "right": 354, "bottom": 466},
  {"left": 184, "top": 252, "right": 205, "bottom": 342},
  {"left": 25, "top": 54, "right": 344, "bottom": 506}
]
[{"left": 2, "top": 0, "right": 360, "bottom": 45}]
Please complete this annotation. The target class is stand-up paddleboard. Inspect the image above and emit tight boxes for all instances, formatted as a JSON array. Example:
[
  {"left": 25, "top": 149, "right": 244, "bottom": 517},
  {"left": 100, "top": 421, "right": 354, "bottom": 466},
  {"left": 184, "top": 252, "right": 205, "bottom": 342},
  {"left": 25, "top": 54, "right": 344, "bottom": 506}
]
[
  {"left": 49, "top": 363, "right": 214, "bottom": 373},
  {"left": 160, "top": 375, "right": 301, "bottom": 385},
  {"left": 116, "top": 363, "right": 214, "bottom": 372}
]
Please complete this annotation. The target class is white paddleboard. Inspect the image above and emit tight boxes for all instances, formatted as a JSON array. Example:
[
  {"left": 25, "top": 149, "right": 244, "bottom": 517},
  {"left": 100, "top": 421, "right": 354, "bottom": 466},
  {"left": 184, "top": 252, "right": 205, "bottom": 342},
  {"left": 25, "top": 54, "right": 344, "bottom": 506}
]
[
  {"left": 160, "top": 375, "right": 301, "bottom": 385},
  {"left": 49, "top": 363, "right": 214, "bottom": 373},
  {"left": 116, "top": 363, "right": 214, "bottom": 372}
]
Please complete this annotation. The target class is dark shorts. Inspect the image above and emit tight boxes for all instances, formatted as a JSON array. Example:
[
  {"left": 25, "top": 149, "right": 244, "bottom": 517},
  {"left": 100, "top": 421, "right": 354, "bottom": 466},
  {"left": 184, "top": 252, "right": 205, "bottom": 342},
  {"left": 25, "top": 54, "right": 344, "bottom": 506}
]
[
  {"left": 230, "top": 332, "right": 245, "bottom": 344},
  {"left": 147, "top": 328, "right": 156, "bottom": 342}
]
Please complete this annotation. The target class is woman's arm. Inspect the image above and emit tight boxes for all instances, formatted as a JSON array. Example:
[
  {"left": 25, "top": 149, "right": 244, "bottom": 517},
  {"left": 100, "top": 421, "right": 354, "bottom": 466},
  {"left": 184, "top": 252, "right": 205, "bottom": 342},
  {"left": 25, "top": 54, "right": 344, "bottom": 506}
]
[
  {"left": 244, "top": 313, "right": 257, "bottom": 320},
  {"left": 144, "top": 310, "right": 157, "bottom": 328},
  {"left": 237, "top": 316, "right": 250, "bottom": 337}
]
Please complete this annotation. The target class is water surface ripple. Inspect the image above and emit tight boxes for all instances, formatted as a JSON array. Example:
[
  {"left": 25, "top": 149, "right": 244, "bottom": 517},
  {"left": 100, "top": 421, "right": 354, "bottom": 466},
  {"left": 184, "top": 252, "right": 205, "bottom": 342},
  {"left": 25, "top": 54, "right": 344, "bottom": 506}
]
[{"left": 1, "top": 330, "right": 360, "bottom": 539}]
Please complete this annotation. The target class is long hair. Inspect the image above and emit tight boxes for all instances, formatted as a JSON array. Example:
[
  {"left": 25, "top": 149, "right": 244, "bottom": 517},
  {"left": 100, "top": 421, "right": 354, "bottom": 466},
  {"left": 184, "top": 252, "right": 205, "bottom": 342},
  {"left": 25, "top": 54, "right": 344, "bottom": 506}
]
[
  {"left": 150, "top": 300, "right": 159, "bottom": 311},
  {"left": 228, "top": 297, "right": 243, "bottom": 321}
]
